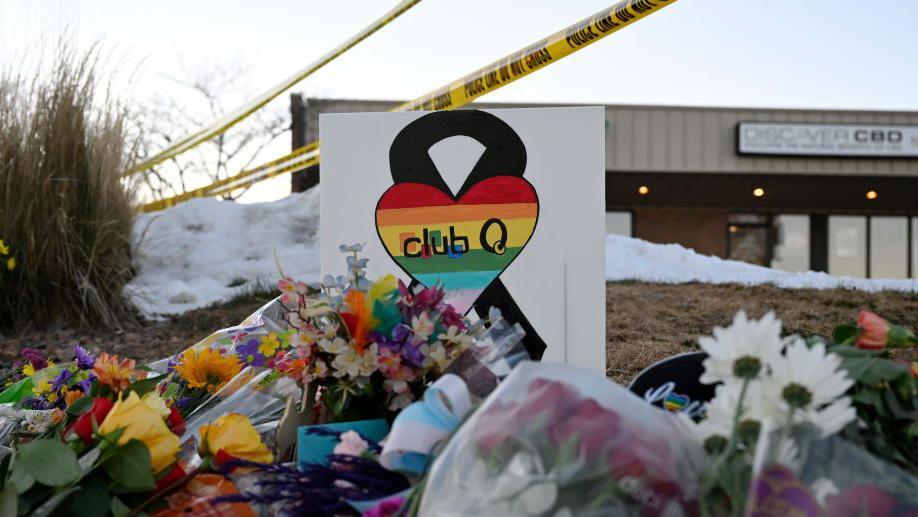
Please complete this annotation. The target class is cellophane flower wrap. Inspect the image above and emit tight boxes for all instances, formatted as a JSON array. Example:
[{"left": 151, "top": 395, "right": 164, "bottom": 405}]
[
  {"left": 746, "top": 425, "right": 918, "bottom": 517},
  {"left": 418, "top": 362, "right": 707, "bottom": 517}
]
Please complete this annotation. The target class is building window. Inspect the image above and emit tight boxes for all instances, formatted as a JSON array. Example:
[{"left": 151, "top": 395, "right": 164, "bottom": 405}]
[
  {"left": 727, "top": 214, "right": 770, "bottom": 266},
  {"left": 771, "top": 215, "right": 809, "bottom": 272},
  {"left": 870, "top": 217, "right": 909, "bottom": 279},
  {"left": 829, "top": 216, "right": 867, "bottom": 278},
  {"left": 605, "top": 211, "right": 632, "bottom": 236}
]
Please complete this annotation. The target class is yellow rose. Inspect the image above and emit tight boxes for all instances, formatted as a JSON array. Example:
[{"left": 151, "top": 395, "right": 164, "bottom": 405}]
[
  {"left": 198, "top": 413, "right": 273, "bottom": 464},
  {"left": 141, "top": 392, "right": 171, "bottom": 418},
  {"left": 99, "top": 392, "right": 180, "bottom": 473}
]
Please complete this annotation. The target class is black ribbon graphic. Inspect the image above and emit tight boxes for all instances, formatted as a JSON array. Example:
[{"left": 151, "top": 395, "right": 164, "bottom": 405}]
[{"left": 386, "top": 110, "right": 547, "bottom": 360}]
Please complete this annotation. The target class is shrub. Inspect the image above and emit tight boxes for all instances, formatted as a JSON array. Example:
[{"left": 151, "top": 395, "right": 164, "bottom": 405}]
[{"left": 0, "top": 42, "right": 138, "bottom": 330}]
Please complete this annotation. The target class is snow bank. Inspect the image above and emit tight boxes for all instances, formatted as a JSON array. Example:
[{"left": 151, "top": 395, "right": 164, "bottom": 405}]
[
  {"left": 125, "top": 192, "right": 918, "bottom": 319},
  {"left": 605, "top": 235, "right": 918, "bottom": 292},
  {"left": 124, "top": 190, "right": 321, "bottom": 319}
]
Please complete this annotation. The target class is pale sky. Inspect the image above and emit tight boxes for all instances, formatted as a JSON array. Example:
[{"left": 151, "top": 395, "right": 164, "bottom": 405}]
[{"left": 3, "top": 0, "right": 918, "bottom": 201}]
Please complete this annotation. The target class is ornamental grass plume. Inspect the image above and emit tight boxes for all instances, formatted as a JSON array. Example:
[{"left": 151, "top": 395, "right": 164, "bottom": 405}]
[{"left": 0, "top": 37, "right": 140, "bottom": 330}]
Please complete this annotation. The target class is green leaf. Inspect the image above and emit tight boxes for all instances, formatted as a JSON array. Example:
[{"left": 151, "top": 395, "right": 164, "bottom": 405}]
[
  {"left": 110, "top": 496, "right": 130, "bottom": 517},
  {"left": 0, "top": 378, "right": 33, "bottom": 404},
  {"left": 66, "top": 475, "right": 110, "bottom": 517},
  {"left": 102, "top": 439, "right": 154, "bottom": 492},
  {"left": 29, "top": 486, "right": 79, "bottom": 517},
  {"left": 833, "top": 324, "right": 860, "bottom": 345},
  {"left": 17, "top": 439, "right": 80, "bottom": 488},
  {"left": 65, "top": 396, "right": 94, "bottom": 417},
  {"left": 124, "top": 374, "right": 167, "bottom": 398},
  {"left": 861, "top": 359, "right": 907, "bottom": 384},
  {"left": 8, "top": 463, "right": 34, "bottom": 493},
  {"left": 830, "top": 344, "right": 881, "bottom": 358},
  {"left": 851, "top": 389, "right": 882, "bottom": 407}
]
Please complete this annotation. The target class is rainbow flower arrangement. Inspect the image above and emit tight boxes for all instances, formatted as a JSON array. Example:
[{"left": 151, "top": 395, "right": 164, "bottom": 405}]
[{"left": 267, "top": 243, "right": 476, "bottom": 421}]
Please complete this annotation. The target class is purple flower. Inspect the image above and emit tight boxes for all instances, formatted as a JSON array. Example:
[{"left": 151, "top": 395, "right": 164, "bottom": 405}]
[
  {"left": 75, "top": 375, "right": 94, "bottom": 394},
  {"left": 175, "top": 396, "right": 194, "bottom": 408},
  {"left": 20, "top": 397, "right": 52, "bottom": 410},
  {"left": 51, "top": 369, "right": 73, "bottom": 393},
  {"left": 439, "top": 304, "right": 466, "bottom": 332},
  {"left": 73, "top": 345, "right": 95, "bottom": 370},
  {"left": 20, "top": 348, "right": 47, "bottom": 370},
  {"left": 236, "top": 339, "right": 265, "bottom": 367},
  {"left": 747, "top": 465, "right": 821, "bottom": 517},
  {"left": 375, "top": 325, "right": 424, "bottom": 367}
]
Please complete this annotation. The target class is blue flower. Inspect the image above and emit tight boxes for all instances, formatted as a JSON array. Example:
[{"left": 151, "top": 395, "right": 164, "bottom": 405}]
[
  {"left": 73, "top": 345, "right": 95, "bottom": 370},
  {"left": 51, "top": 369, "right": 73, "bottom": 393},
  {"left": 236, "top": 339, "right": 266, "bottom": 367}
]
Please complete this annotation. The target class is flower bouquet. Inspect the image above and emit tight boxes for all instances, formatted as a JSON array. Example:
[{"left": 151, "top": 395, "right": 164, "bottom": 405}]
[
  {"left": 681, "top": 310, "right": 918, "bottom": 516},
  {"left": 0, "top": 342, "right": 276, "bottom": 516},
  {"left": 416, "top": 362, "right": 706, "bottom": 516}
]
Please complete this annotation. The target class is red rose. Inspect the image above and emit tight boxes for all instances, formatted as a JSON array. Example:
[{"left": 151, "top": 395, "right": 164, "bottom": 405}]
[
  {"left": 548, "top": 398, "right": 621, "bottom": 456},
  {"left": 167, "top": 407, "right": 186, "bottom": 436},
  {"left": 517, "top": 378, "right": 580, "bottom": 425},
  {"left": 65, "top": 398, "right": 115, "bottom": 445},
  {"left": 856, "top": 311, "right": 889, "bottom": 350},
  {"left": 154, "top": 463, "right": 187, "bottom": 491}
]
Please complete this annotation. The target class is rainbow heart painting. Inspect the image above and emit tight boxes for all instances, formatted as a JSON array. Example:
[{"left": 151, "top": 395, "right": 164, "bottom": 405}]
[{"left": 375, "top": 176, "right": 539, "bottom": 314}]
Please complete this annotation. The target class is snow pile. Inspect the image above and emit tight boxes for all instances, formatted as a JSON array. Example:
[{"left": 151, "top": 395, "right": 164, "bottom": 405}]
[
  {"left": 605, "top": 235, "right": 918, "bottom": 292},
  {"left": 126, "top": 192, "right": 918, "bottom": 319},
  {"left": 124, "top": 190, "right": 321, "bottom": 319}
]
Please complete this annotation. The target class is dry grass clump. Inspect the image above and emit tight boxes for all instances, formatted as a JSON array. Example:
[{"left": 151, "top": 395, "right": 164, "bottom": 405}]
[
  {"left": 606, "top": 281, "right": 918, "bottom": 384},
  {"left": 0, "top": 43, "right": 138, "bottom": 330}
]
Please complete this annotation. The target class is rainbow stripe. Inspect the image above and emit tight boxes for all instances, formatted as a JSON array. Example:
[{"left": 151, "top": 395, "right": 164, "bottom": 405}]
[{"left": 376, "top": 176, "right": 538, "bottom": 313}]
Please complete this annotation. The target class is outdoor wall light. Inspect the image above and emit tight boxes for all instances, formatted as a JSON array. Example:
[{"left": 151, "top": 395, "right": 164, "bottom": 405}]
[
  {"left": 752, "top": 187, "right": 765, "bottom": 197},
  {"left": 866, "top": 190, "right": 878, "bottom": 200},
  {"left": 729, "top": 225, "right": 738, "bottom": 233},
  {"left": 638, "top": 185, "right": 650, "bottom": 195}
]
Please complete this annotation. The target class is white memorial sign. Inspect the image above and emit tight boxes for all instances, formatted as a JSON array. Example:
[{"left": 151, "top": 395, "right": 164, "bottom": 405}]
[{"left": 320, "top": 107, "right": 606, "bottom": 372}]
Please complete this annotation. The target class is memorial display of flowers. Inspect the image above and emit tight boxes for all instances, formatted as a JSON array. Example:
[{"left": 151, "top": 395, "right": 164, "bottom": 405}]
[{"left": 1, "top": 238, "right": 915, "bottom": 517}]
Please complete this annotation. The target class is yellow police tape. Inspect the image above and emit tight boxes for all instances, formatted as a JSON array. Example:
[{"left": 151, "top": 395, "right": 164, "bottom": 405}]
[
  {"left": 123, "top": 0, "right": 422, "bottom": 178},
  {"left": 140, "top": 0, "right": 677, "bottom": 212}
]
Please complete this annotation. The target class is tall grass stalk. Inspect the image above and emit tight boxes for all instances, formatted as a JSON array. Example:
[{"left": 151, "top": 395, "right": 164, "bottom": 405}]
[{"left": 0, "top": 42, "right": 138, "bottom": 330}]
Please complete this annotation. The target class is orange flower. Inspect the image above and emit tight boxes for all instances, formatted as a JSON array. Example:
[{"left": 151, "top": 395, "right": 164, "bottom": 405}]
[
  {"left": 341, "top": 290, "right": 377, "bottom": 353},
  {"left": 64, "top": 389, "right": 84, "bottom": 407},
  {"left": 856, "top": 310, "right": 889, "bottom": 350},
  {"left": 174, "top": 348, "right": 242, "bottom": 392},
  {"left": 93, "top": 353, "right": 137, "bottom": 392}
]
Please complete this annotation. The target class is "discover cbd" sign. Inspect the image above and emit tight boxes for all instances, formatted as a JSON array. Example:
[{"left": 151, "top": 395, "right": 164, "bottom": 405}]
[{"left": 738, "top": 122, "right": 918, "bottom": 157}]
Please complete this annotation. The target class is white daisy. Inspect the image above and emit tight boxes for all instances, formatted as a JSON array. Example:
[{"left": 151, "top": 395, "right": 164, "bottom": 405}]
[
  {"left": 689, "top": 380, "right": 779, "bottom": 442},
  {"left": 699, "top": 311, "right": 785, "bottom": 384},
  {"left": 762, "top": 338, "right": 855, "bottom": 437}
]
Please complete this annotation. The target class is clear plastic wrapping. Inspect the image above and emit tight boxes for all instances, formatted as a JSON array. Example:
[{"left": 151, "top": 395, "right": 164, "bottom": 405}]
[{"left": 419, "top": 362, "right": 707, "bottom": 516}]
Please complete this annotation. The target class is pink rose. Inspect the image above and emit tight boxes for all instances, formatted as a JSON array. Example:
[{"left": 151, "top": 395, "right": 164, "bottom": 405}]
[{"left": 856, "top": 311, "right": 889, "bottom": 350}]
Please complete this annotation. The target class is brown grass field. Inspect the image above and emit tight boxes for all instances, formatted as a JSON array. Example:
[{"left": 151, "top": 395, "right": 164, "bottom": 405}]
[{"left": 3, "top": 282, "right": 916, "bottom": 384}]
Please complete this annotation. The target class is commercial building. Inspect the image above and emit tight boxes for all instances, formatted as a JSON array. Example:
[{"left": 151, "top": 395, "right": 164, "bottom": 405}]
[{"left": 291, "top": 96, "right": 918, "bottom": 279}]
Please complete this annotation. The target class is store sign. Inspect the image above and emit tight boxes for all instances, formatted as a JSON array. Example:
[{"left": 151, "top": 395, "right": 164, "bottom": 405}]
[{"left": 738, "top": 122, "right": 918, "bottom": 157}]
